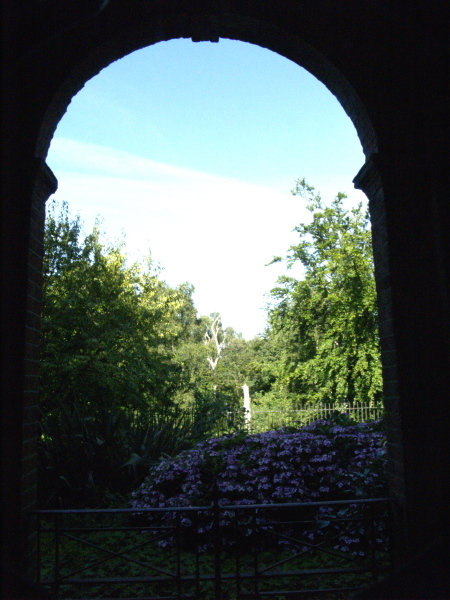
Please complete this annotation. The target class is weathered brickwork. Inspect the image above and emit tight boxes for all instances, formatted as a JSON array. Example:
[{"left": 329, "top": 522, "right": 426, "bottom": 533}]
[
  {"left": 353, "top": 157, "right": 406, "bottom": 520},
  {"left": 20, "top": 159, "right": 58, "bottom": 578}
]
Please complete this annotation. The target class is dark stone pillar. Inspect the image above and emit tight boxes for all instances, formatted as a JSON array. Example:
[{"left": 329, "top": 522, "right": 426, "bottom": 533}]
[
  {"left": 1, "top": 158, "right": 57, "bottom": 582},
  {"left": 354, "top": 152, "right": 450, "bottom": 564},
  {"left": 22, "top": 159, "right": 58, "bottom": 579},
  {"left": 354, "top": 155, "right": 407, "bottom": 563}
]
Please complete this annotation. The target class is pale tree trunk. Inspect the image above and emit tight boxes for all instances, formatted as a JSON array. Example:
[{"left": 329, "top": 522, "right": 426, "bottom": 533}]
[
  {"left": 242, "top": 384, "right": 251, "bottom": 430},
  {"left": 205, "top": 314, "right": 226, "bottom": 372}
]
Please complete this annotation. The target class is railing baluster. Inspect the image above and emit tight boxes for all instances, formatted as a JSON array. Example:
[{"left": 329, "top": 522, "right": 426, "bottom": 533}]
[
  {"left": 36, "top": 512, "right": 41, "bottom": 586},
  {"left": 370, "top": 501, "right": 377, "bottom": 585},
  {"left": 53, "top": 512, "right": 60, "bottom": 599},
  {"left": 388, "top": 498, "right": 398, "bottom": 571},
  {"left": 213, "top": 494, "right": 221, "bottom": 600},
  {"left": 234, "top": 508, "right": 241, "bottom": 600},
  {"left": 176, "top": 511, "right": 182, "bottom": 600},
  {"left": 252, "top": 509, "right": 259, "bottom": 599},
  {"left": 34, "top": 497, "right": 393, "bottom": 598},
  {"left": 195, "top": 510, "right": 200, "bottom": 599}
]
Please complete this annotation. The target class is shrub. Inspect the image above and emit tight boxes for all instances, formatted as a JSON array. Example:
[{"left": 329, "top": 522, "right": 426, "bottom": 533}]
[
  {"left": 131, "top": 414, "right": 388, "bottom": 554},
  {"left": 38, "top": 403, "right": 215, "bottom": 509}
]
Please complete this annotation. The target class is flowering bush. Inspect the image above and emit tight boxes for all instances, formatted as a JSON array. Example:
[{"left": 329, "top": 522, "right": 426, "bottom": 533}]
[{"left": 131, "top": 413, "right": 388, "bottom": 554}]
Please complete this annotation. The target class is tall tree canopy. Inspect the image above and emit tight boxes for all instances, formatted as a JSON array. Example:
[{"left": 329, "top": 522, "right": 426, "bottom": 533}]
[
  {"left": 38, "top": 194, "right": 383, "bottom": 508},
  {"left": 41, "top": 201, "right": 197, "bottom": 418},
  {"left": 40, "top": 202, "right": 241, "bottom": 507},
  {"left": 265, "top": 180, "right": 382, "bottom": 406},
  {"left": 41, "top": 191, "right": 382, "bottom": 437}
]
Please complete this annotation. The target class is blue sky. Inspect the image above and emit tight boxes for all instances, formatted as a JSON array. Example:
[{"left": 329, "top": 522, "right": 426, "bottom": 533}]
[{"left": 47, "top": 38, "right": 367, "bottom": 339}]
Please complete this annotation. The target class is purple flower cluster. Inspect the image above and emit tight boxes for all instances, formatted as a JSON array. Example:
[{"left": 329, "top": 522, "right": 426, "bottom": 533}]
[{"left": 131, "top": 416, "right": 388, "bottom": 554}]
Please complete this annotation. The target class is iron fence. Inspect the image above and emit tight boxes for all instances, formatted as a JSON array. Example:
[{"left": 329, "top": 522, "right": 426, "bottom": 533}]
[
  {"left": 214, "top": 403, "right": 383, "bottom": 435},
  {"left": 35, "top": 497, "right": 394, "bottom": 599}
]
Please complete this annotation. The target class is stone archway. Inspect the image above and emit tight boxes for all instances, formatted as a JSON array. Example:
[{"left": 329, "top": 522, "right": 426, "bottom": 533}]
[
  {"left": 2, "top": 0, "right": 449, "bottom": 588},
  {"left": 33, "top": 4, "right": 402, "bottom": 548}
]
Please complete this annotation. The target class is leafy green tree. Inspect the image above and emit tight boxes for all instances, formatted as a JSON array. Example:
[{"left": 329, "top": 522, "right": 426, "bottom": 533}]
[
  {"left": 41, "top": 201, "right": 196, "bottom": 419},
  {"left": 173, "top": 314, "right": 241, "bottom": 416},
  {"left": 212, "top": 336, "right": 273, "bottom": 407},
  {"left": 39, "top": 201, "right": 225, "bottom": 506},
  {"left": 173, "top": 314, "right": 268, "bottom": 421},
  {"left": 266, "top": 179, "right": 382, "bottom": 406},
  {"left": 170, "top": 315, "right": 213, "bottom": 408}
]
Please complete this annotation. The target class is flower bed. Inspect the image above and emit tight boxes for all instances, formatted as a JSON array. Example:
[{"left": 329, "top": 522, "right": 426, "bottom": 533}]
[{"left": 131, "top": 413, "right": 388, "bottom": 555}]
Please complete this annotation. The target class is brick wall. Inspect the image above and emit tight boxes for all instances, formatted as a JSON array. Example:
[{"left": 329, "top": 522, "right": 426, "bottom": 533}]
[
  {"left": 3, "top": 1, "right": 448, "bottom": 587},
  {"left": 21, "top": 159, "right": 57, "bottom": 578},
  {"left": 354, "top": 156, "right": 407, "bottom": 560}
]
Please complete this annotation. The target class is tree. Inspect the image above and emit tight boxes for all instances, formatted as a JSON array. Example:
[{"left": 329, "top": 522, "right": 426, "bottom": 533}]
[
  {"left": 174, "top": 313, "right": 266, "bottom": 417},
  {"left": 41, "top": 201, "right": 196, "bottom": 419},
  {"left": 211, "top": 336, "right": 271, "bottom": 406},
  {"left": 204, "top": 313, "right": 228, "bottom": 373},
  {"left": 39, "top": 201, "right": 223, "bottom": 506},
  {"left": 265, "top": 180, "right": 382, "bottom": 406}
]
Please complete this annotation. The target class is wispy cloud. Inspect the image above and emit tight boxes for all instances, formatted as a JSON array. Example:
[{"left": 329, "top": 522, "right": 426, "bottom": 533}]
[{"left": 47, "top": 138, "right": 364, "bottom": 338}]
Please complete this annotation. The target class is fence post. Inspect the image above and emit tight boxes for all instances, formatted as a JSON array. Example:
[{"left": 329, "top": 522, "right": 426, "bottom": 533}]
[
  {"left": 243, "top": 385, "right": 251, "bottom": 431},
  {"left": 175, "top": 511, "right": 182, "bottom": 600},
  {"left": 194, "top": 510, "right": 201, "bottom": 598},
  {"left": 252, "top": 509, "right": 260, "bottom": 599},
  {"left": 234, "top": 508, "right": 241, "bottom": 599},
  {"left": 36, "top": 513, "right": 41, "bottom": 587},
  {"left": 213, "top": 487, "right": 222, "bottom": 599},
  {"left": 53, "top": 513, "right": 60, "bottom": 599}
]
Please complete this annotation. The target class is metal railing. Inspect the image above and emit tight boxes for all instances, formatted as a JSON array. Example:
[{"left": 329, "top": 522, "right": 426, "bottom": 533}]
[
  {"left": 35, "top": 497, "right": 394, "bottom": 599},
  {"left": 215, "top": 403, "right": 384, "bottom": 435}
]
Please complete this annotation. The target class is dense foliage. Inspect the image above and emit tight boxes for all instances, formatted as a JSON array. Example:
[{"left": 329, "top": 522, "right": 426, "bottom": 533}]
[
  {"left": 39, "top": 182, "right": 383, "bottom": 508},
  {"left": 264, "top": 180, "right": 382, "bottom": 406},
  {"left": 37, "top": 188, "right": 388, "bottom": 598},
  {"left": 132, "top": 414, "right": 386, "bottom": 508},
  {"left": 131, "top": 414, "right": 387, "bottom": 553},
  {"left": 39, "top": 202, "right": 222, "bottom": 506},
  {"left": 41, "top": 201, "right": 198, "bottom": 417}
]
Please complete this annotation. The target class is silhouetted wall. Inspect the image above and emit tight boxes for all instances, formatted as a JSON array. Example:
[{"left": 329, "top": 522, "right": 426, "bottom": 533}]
[{"left": 2, "top": 1, "right": 449, "bottom": 594}]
